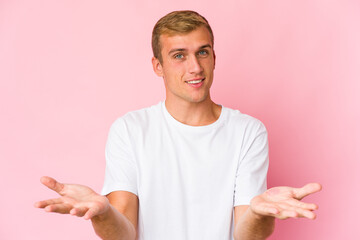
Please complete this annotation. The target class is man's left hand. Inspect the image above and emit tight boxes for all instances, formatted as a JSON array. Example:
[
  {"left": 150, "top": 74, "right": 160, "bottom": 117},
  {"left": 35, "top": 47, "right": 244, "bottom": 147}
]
[{"left": 250, "top": 183, "right": 322, "bottom": 220}]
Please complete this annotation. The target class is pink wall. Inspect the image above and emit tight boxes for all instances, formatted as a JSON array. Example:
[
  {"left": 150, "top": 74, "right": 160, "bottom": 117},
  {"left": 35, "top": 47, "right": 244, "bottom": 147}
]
[{"left": 1, "top": 0, "right": 359, "bottom": 239}]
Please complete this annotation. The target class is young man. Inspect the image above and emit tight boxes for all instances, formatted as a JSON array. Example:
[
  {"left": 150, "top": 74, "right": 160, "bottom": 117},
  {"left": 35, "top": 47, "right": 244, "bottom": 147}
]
[{"left": 35, "top": 11, "right": 321, "bottom": 240}]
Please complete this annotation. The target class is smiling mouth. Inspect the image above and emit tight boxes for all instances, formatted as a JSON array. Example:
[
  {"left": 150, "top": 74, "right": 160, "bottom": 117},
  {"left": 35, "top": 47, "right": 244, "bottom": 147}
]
[{"left": 186, "top": 78, "right": 205, "bottom": 84}]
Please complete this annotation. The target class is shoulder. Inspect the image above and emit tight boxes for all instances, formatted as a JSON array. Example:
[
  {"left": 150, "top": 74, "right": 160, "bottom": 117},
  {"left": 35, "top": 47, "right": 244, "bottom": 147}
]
[
  {"left": 222, "top": 106, "right": 267, "bottom": 133},
  {"left": 110, "top": 102, "right": 163, "bottom": 132}
]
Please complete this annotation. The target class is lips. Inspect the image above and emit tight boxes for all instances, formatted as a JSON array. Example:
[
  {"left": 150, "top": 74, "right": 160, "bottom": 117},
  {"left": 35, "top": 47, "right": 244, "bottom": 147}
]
[
  {"left": 185, "top": 78, "right": 205, "bottom": 84},
  {"left": 185, "top": 78, "right": 205, "bottom": 88}
]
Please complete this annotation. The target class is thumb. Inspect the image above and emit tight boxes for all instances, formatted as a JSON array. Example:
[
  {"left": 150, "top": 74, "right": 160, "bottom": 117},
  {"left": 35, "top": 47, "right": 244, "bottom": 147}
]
[
  {"left": 40, "top": 176, "right": 65, "bottom": 195},
  {"left": 293, "top": 183, "right": 322, "bottom": 200}
]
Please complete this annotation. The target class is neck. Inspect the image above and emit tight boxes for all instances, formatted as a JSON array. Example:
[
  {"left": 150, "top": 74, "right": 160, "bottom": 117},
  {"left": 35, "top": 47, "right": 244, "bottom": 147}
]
[{"left": 165, "top": 97, "right": 221, "bottom": 126}]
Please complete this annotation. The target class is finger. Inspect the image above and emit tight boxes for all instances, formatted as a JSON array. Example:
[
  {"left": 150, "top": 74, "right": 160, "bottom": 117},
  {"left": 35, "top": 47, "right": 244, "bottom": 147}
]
[
  {"left": 293, "top": 183, "right": 322, "bottom": 200},
  {"left": 40, "top": 176, "right": 65, "bottom": 195},
  {"left": 44, "top": 203, "right": 72, "bottom": 214},
  {"left": 277, "top": 210, "right": 298, "bottom": 219},
  {"left": 83, "top": 208, "right": 97, "bottom": 220},
  {"left": 83, "top": 204, "right": 104, "bottom": 220},
  {"left": 268, "top": 203, "right": 299, "bottom": 219},
  {"left": 253, "top": 202, "right": 307, "bottom": 220},
  {"left": 294, "top": 208, "right": 317, "bottom": 219},
  {"left": 34, "top": 198, "right": 63, "bottom": 208},
  {"left": 276, "top": 202, "right": 298, "bottom": 212},
  {"left": 280, "top": 203, "right": 316, "bottom": 219},
  {"left": 286, "top": 199, "right": 318, "bottom": 210},
  {"left": 275, "top": 203, "right": 317, "bottom": 220},
  {"left": 70, "top": 207, "right": 89, "bottom": 217}
]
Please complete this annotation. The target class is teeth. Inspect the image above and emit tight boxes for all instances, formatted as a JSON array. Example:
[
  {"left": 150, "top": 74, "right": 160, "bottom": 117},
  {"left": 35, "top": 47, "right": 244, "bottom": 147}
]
[{"left": 187, "top": 79, "right": 203, "bottom": 84}]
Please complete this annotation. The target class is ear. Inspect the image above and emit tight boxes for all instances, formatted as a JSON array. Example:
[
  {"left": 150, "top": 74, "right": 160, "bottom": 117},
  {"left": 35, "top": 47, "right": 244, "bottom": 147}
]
[
  {"left": 152, "top": 57, "right": 163, "bottom": 77},
  {"left": 213, "top": 50, "right": 216, "bottom": 70}
]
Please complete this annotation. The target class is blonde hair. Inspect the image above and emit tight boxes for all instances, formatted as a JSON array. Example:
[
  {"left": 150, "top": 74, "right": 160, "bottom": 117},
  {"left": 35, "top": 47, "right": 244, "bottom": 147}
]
[{"left": 152, "top": 10, "right": 214, "bottom": 63}]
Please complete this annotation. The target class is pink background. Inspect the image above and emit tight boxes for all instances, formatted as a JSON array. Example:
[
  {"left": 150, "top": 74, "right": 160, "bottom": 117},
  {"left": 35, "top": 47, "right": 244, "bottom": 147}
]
[{"left": 1, "top": 0, "right": 359, "bottom": 239}]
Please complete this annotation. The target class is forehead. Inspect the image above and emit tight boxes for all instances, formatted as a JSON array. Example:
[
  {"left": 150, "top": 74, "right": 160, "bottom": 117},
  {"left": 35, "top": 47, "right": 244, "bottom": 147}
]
[{"left": 159, "top": 26, "right": 213, "bottom": 52}]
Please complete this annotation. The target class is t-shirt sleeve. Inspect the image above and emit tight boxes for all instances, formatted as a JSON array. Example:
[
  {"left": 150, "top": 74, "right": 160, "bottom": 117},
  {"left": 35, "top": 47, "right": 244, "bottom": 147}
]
[
  {"left": 101, "top": 118, "right": 138, "bottom": 196},
  {"left": 234, "top": 120, "right": 269, "bottom": 206}
]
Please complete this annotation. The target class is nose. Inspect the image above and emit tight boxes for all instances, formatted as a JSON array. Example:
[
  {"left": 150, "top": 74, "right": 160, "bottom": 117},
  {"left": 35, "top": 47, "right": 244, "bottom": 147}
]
[{"left": 187, "top": 55, "right": 203, "bottom": 74}]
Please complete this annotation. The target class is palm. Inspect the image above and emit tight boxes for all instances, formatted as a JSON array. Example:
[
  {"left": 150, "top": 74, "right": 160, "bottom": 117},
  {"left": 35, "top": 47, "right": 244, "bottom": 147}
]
[
  {"left": 35, "top": 176, "right": 109, "bottom": 220},
  {"left": 250, "top": 183, "right": 322, "bottom": 220}
]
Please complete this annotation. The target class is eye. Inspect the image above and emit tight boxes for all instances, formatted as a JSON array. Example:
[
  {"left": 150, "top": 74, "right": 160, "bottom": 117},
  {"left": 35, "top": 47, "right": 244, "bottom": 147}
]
[
  {"left": 198, "top": 50, "right": 209, "bottom": 56},
  {"left": 174, "top": 53, "right": 184, "bottom": 59}
]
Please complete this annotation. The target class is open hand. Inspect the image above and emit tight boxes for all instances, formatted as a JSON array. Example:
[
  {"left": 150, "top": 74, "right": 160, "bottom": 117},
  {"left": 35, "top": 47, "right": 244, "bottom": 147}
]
[
  {"left": 250, "top": 183, "right": 322, "bottom": 220},
  {"left": 34, "top": 176, "right": 109, "bottom": 220}
]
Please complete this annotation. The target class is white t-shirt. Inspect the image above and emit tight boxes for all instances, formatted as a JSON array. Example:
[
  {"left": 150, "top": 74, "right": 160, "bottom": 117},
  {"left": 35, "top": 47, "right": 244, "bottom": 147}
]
[{"left": 101, "top": 101, "right": 269, "bottom": 240}]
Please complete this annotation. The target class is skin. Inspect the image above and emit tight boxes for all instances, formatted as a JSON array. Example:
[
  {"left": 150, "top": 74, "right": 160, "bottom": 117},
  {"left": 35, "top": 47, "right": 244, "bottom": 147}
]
[
  {"left": 34, "top": 176, "right": 137, "bottom": 240},
  {"left": 152, "top": 26, "right": 221, "bottom": 126},
  {"left": 35, "top": 26, "right": 322, "bottom": 240},
  {"left": 233, "top": 183, "right": 322, "bottom": 240}
]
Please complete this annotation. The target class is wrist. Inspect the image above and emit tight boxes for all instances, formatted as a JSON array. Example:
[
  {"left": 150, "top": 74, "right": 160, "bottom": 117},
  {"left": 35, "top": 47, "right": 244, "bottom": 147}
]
[{"left": 91, "top": 199, "right": 111, "bottom": 221}]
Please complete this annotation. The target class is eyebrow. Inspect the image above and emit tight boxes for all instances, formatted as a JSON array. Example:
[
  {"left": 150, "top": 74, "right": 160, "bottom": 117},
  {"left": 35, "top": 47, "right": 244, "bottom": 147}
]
[
  {"left": 168, "top": 44, "right": 212, "bottom": 56},
  {"left": 199, "top": 44, "right": 212, "bottom": 50},
  {"left": 168, "top": 48, "right": 186, "bottom": 55}
]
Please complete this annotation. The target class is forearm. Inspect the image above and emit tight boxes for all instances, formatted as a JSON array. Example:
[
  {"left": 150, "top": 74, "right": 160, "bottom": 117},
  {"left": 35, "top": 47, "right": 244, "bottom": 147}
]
[
  {"left": 234, "top": 208, "right": 275, "bottom": 240},
  {"left": 91, "top": 205, "right": 136, "bottom": 240}
]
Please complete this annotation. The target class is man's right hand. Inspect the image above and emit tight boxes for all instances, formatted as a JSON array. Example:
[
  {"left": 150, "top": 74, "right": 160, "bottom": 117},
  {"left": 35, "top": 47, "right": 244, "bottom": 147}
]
[{"left": 34, "top": 176, "right": 109, "bottom": 220}]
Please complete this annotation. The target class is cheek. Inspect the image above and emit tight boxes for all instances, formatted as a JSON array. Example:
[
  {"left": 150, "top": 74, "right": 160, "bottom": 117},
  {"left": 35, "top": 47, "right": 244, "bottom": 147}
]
[
  {"left": 200, "top": 58, "right": 215, "bottom": 69},
  {"left": 164, "top": 64, "right": 185, "bottom": 79}
]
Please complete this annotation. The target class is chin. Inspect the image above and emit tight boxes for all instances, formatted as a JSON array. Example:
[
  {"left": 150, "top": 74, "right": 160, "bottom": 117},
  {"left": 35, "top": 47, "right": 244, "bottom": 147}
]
[{"left": 187, "top": 95, "right": 209, "bottom": 103}]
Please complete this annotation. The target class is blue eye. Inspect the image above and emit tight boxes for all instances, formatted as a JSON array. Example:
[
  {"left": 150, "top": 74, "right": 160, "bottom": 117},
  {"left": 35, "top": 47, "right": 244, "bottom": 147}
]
[
  {"left": 174, "top": 53, "right": 184, "bottom": 59},
  {"left": 198, "top": 50, "right": 208, "bottom": 56}
]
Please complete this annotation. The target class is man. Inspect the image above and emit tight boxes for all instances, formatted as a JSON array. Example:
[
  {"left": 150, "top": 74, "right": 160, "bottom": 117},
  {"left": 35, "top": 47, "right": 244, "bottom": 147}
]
[{"left": 35, "top": 10, "right": 321, "bottom": 240}]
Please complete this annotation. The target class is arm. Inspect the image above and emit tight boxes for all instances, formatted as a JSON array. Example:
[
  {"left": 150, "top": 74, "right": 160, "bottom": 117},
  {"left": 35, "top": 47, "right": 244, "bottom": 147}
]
[
  {"left": 92, "top": 191, "right": 139, "bottom": 240},
  {"left": 233, "top": 205, "right": 275, "bottom": 240},
  {"left": 233, "top": 183, "right": 322, "bottom": 240},
  {"left": 35, "top": 176, "right": 137, "bottom": 240},
  {"left": 91, "top": 205, "right": 136, "bottom": 240}
]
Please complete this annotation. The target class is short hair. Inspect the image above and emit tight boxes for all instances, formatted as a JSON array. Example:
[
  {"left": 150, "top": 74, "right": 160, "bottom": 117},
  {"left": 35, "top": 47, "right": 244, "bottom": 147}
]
[{"left": 152, "top": 10, "right": 214, "bottom": 64}]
